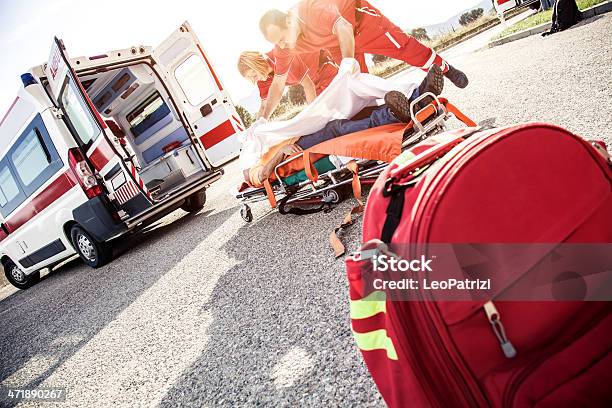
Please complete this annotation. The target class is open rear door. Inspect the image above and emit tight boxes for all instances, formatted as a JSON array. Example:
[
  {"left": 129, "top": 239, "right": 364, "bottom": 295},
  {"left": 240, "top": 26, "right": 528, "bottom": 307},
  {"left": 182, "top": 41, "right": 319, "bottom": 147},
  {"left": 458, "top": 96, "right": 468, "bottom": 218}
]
[
  {"left": 44, "top": 37, "right": 153, "bottom": 213},
  {"left": 152, "top": 21, "right": 243, "bottom": 168}
]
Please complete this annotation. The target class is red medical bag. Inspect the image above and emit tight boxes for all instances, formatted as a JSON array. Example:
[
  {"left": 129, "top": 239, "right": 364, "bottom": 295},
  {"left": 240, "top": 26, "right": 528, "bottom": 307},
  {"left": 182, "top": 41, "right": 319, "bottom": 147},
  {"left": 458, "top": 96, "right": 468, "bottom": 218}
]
[{"left": 346, "top": 123, "right": 612, "bottom": 407}]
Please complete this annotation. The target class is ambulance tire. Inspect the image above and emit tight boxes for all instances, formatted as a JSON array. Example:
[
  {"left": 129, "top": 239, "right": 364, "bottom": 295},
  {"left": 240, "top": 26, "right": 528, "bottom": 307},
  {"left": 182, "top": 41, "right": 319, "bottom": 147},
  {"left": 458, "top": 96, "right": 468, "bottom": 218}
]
[
  {"left": 3, "top": 259, "right": 40, "bottom": 290},
  {"left": 181, "top": 189, "right": 207, "bottom": 213},
  {"left": 70, "top": 225, "right": 113, "bottom": 268}
]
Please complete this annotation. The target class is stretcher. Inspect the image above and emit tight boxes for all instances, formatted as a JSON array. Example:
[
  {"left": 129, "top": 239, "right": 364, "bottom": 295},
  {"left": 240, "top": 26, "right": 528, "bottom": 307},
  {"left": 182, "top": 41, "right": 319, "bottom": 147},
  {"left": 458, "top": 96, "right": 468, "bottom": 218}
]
[{"left": 235, "top": 93, "right": 477, "bottom": 223}]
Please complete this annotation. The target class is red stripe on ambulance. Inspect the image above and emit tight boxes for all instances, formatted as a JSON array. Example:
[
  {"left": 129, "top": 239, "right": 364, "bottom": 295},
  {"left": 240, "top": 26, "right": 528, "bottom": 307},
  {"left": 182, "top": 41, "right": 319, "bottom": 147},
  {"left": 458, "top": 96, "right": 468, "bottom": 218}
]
[
  {"left": 89, "top": 139, "right": 115, "bottom": 170},
  {"left": 199, "top": 119, "right": 235, "bottom": 149},
  {"left": 3, "top": 171, "right": 77, "bottom": 236},
  {"left": 0, "top": 97, "right": 19, "bottom": 127}
]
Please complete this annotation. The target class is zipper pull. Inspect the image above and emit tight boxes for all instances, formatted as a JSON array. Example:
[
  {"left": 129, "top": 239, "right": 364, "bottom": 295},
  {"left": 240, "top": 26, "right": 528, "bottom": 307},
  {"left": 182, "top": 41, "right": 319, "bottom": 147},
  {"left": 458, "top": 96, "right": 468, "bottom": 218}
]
[{"left": 484, "top": 301, "right": 517, "bottom": 359}]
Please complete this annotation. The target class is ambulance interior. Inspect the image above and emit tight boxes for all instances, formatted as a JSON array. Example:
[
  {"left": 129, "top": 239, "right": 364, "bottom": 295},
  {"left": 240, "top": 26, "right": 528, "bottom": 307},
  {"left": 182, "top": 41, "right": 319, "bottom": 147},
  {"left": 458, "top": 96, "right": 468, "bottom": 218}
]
[{"left": 78, "top": 62, "right": 207, "bottom": 199}]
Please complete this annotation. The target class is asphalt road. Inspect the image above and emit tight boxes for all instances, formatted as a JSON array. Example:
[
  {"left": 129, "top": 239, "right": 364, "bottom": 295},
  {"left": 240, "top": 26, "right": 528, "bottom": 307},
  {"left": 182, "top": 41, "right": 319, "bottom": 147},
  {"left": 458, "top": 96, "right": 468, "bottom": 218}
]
[{"left": 1, "top": 13, "right": 611, "bottom": 408}]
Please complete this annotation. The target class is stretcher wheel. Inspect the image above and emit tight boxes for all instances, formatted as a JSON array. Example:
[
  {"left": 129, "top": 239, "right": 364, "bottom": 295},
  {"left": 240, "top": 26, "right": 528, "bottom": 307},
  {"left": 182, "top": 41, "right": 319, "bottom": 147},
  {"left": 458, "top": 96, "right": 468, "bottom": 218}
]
[
  {"left": 240, "top": 204, "right": 253, "bottom": 223},
  {"left": 323, "top": 189, "right": 342, "bottom": 204}
]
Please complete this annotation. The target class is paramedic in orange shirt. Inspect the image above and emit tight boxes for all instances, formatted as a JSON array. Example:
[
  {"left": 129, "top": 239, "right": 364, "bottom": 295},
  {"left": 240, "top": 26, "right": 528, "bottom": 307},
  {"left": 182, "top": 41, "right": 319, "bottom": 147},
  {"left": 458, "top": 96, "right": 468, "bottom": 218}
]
[
  {"left": 257, "top": 0, "right": 468, "bottom": 120},
  {"left": 298, "top": 49, "right": 340, "bottom": 95},
  {"left": 238, "top": 48, "right": 316, "bottom": 119},
  {"left": 299, "top": 48, "right": 370, "bottom": 93}
]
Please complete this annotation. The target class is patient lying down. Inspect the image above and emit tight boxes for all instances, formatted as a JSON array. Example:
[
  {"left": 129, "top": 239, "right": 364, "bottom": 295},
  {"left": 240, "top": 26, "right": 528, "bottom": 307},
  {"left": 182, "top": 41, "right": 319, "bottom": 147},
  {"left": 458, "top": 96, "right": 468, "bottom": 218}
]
[{"left": 244, "top": 65, "right": 444, "bottom": 187}]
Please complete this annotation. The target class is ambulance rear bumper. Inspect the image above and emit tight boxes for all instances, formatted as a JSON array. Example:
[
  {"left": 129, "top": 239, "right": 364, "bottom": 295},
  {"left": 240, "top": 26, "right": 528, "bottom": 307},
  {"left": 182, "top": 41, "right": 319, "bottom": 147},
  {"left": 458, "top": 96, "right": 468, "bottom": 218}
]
[
  {"left": 73, "top": 168, "right": 223, "bottom": 242},
  {"left": 73, "top": 196, "right": 128, "bottom": 242},
  {"left": 124, "top": 168, "right": 223, "bottom": 230}
]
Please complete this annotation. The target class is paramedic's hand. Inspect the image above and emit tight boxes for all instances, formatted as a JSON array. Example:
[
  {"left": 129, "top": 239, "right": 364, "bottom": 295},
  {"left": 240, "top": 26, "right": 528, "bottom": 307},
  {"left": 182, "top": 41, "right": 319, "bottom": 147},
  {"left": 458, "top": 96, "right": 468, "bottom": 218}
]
[
  {"left": 338, "top": 58, "right": 360, "bottom": 77},
  {"left": 279, "top": 144, "right": 302, "bottom": 157}
]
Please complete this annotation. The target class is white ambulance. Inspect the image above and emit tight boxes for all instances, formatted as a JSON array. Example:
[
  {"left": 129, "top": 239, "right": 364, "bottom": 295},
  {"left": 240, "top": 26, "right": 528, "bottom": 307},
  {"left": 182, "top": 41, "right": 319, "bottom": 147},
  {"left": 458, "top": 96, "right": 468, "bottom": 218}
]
[{"left": 0, "top": 22, "right": 244, "bottom": 289}]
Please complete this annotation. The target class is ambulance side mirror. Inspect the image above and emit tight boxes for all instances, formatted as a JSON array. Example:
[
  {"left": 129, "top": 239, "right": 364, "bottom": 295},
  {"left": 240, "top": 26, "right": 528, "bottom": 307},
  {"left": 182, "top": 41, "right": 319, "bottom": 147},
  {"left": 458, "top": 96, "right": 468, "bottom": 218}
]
[{"left": 1, "top": 223, "right": 9, "bottom": 235}]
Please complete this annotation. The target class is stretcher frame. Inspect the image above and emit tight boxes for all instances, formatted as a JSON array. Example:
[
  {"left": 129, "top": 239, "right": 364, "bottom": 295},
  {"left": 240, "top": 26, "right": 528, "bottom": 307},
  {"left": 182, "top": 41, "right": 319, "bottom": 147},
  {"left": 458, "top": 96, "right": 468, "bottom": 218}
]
[{"left": 236, "top": 93, "right": 476, "bottom": 222}]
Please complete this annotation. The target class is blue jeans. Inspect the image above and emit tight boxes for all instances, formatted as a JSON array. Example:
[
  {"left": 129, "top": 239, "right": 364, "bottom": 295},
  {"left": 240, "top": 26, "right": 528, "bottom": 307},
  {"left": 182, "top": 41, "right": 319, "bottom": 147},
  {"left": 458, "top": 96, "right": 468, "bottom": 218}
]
[
  {"left": 295, "top": 88, "right": 419, "bottom": 150},
  {"left": 296, "top": 106, "right": 398, "bottom": 150}
]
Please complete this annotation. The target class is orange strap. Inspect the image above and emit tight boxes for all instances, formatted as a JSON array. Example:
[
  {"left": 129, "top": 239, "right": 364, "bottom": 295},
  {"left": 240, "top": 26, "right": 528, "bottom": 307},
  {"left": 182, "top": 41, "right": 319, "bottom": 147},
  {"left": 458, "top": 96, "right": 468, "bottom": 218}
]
[
  {"left": 303, "top": 151, "right": 319, "bottom": 182},
  {"left": 444, "top": 101, "right": 478, "bottom": 127},
  {"left": 403, "top": 99, "right": 477, "bottom": 134},
  {"left": 263, "top": 179, "right": 277, "bottom": 208},
  {"left": 330, "top": 161, "right": 364, "bottom": 258}
]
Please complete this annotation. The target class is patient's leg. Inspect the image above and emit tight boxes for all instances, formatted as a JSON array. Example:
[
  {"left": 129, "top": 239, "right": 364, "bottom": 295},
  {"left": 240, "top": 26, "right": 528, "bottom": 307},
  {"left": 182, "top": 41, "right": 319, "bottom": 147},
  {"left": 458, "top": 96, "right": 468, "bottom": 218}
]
[{"left": 296, "top": 104, "right": 400, "bottom": 150}]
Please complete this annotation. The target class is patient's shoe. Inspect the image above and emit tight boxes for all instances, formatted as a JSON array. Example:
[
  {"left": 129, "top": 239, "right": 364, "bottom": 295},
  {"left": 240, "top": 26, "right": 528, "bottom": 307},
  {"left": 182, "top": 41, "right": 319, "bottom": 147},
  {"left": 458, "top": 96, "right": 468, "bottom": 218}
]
[
  {"left": 444, "top": 64, "right": 469, "bottom": 88},
  {"left": 384, "top": 91, "right": 412, "bottom": 123},
  {"left": 385, "top": 65, "right": 445, "bottom": 122},
  {"left": 419, "top": 64, "right": 445, "bottom": 97}
]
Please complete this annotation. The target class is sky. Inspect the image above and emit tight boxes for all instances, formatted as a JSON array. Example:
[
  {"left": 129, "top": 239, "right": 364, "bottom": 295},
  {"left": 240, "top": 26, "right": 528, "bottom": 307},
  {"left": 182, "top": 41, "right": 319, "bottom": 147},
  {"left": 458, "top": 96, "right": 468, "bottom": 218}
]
[{"left": 0, "top": 0, "right": 485, "bottom": 115}]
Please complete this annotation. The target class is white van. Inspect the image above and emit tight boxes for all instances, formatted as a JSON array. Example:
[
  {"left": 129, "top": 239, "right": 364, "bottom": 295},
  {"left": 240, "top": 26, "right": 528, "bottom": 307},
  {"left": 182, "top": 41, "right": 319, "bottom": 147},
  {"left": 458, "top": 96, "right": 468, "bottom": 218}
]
[{"left": 0, "top": 22, "right": 244, "bottom": 289}]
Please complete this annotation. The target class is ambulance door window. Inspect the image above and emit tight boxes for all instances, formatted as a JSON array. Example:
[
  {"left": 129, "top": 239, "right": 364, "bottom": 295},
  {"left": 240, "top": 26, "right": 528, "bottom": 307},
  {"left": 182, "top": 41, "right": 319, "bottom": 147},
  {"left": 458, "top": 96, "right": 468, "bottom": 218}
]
[
  {"left": 0, "top": 161, "right": 25, "bottom": 217},
  {"left": 60, "top": 80, "right": 101, "bottom": 148},
  {"left": 174, "top": 55, "right": 215, "bottom": 106},
  {"left": 10, "top": 115, "right": 62, "bottom": 197}
]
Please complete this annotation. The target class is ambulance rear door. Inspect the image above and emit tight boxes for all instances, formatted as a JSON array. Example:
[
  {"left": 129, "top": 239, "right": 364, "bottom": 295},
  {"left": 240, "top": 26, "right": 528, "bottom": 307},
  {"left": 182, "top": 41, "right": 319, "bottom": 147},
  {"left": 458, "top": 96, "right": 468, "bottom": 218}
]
[
  {"left": 152, "top": 21, "right": 243, "bottom": 168},
  {"left": 44, "top": 37, "right": 153, "bottom": 216}
]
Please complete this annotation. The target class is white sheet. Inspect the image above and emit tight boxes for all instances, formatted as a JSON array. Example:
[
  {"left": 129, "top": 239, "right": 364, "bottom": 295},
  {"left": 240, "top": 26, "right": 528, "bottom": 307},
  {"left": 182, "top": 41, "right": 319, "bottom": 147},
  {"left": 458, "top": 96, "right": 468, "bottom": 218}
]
[{"left": 238, "top": 59, "right": 417, "bottom": 170}]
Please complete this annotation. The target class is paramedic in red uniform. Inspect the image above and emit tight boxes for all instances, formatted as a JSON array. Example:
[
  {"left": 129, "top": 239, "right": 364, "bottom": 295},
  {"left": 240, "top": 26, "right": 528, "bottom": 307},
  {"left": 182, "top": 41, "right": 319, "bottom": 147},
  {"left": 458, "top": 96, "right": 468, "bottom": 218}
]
[
  {"left": 258, "top": 0, "right": 469, "bottom": 119},
  {"left": 238, "top": 48, "right": 317, "bottom": 118},
  {"left": 299, "top": 49, "right": 340, "bottom": 94}
]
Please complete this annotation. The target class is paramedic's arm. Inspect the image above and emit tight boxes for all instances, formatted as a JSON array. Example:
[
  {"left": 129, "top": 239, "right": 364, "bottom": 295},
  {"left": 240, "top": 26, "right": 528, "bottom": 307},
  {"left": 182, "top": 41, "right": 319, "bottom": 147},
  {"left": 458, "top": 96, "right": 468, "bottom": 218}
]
[
  {"left": 334, "top": 19, "right": 355, "bottom": 58},
  {"left": 258, "top": 144, "right": 302, "bottom": 181},
  {"left": 301, "top": 75, "right": 317, "bottom": 104},
  {"left": 260, "top": 73, "right": 288, "bottom": 119},
  {"left": 257, "top": 100, "right": 267, "bottom": 119}
]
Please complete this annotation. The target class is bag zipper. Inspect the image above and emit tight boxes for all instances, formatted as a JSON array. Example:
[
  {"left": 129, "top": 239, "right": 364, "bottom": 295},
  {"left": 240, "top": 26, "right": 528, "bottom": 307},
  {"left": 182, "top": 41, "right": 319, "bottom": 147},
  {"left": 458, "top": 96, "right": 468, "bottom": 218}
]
[{"left": 483, "top": 301, "right": 517, "bottom": 359}]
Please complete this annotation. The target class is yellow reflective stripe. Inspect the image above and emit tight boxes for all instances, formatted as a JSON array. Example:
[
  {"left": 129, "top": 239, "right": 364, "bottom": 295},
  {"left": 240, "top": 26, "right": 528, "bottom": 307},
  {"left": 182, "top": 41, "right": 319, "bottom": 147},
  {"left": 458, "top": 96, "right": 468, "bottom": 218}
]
[
  {"left": 392, "top": 150, "right": 417, "bottom": 167},
  {"left": 352, "top": 329, "right": 398, "bottom": 360},
  {"left": 349, "top": 290, "right": 386, "bottom": 319}
]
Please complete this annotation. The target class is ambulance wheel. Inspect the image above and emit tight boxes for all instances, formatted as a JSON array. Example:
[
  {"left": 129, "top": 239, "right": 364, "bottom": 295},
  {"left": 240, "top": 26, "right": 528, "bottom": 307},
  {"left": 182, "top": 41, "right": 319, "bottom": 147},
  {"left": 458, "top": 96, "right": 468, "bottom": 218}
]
[
  {"left": 181, "top": 190, "right": 207, "bottom": 213},
  {"left": 3, "top": 259, "right": 40, "bottom": 290},
  {"left": 240, "top": 205, "right": 253, "bottom": 223},
  {"left": 70, "top": 225, "right": 112, "bottom": 268}
]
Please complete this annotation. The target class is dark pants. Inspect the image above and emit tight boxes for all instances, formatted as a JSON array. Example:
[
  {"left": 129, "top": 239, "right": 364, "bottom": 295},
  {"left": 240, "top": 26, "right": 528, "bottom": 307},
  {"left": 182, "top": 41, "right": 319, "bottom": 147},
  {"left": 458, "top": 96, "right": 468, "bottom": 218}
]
[{"left": 296, "top": 105, "right": 399, "bottom": 150}]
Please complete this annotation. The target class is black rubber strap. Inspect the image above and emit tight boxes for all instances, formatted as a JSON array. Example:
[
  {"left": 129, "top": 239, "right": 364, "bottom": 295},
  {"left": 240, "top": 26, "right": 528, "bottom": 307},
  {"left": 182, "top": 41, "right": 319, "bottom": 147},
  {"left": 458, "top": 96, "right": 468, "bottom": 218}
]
[{"left": 380, "top": 189, "right": 406, "bottom": 243}]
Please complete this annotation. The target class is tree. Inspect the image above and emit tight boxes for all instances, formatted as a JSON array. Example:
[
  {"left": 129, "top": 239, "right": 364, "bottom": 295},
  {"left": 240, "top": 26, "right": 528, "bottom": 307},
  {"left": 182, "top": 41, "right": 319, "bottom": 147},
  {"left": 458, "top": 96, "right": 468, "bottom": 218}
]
[
  {"left": 372, "top": 54, "right": 391, "bottom": 64},
  {"left": 459, "top": 7, "right": 484, "bottom": 26},
  {"left": 235, "top": 104, "right": 254, "bottom": 128},
  {"left": 471, "top": 8, "right": 484, "bottom": 21},
  {"left": 288, "top": 84, "right": 306, "bottom": 105},
  {"left": 410, "top": 27, "right": 430, "bottom": 41}
]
